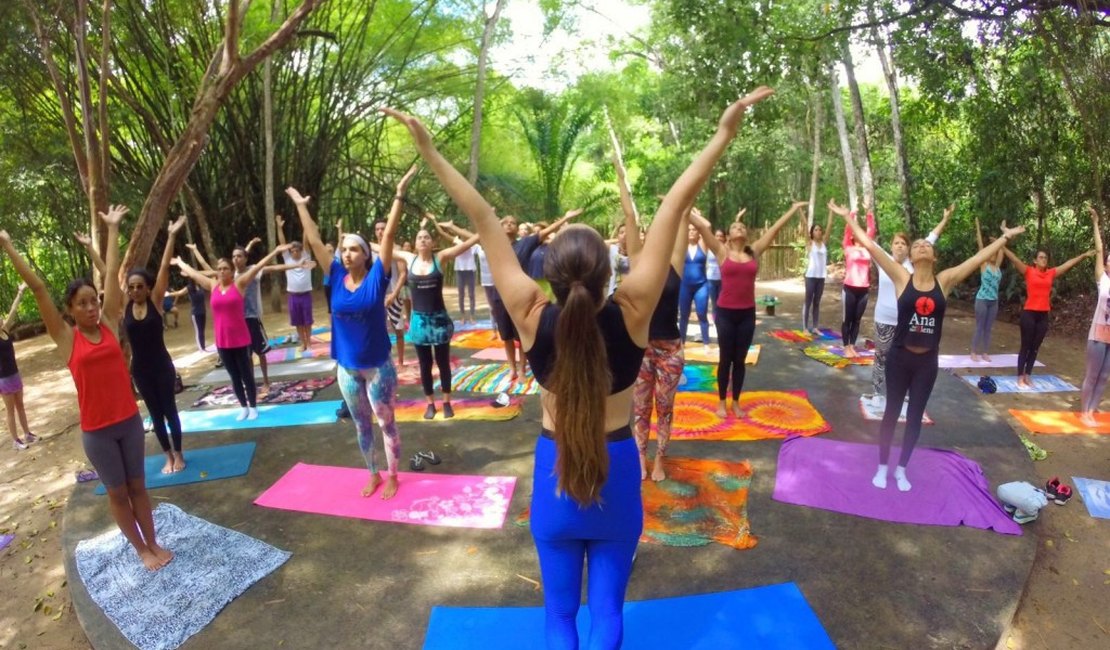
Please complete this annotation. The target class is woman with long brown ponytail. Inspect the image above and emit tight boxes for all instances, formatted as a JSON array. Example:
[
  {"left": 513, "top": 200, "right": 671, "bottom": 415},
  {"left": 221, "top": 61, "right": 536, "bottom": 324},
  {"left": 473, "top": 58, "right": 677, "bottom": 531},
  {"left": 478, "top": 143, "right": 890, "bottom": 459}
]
[{"left": 384, "top": 86, "right": 773, "bottom": 649}]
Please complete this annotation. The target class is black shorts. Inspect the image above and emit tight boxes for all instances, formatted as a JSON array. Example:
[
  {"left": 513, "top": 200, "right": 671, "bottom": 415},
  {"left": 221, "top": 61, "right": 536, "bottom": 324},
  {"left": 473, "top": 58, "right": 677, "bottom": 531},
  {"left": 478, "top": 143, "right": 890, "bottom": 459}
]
[
  {"left": 246, "top": 318, "right": 271, "bottom": 355},
  {"left": 488, "top": 287, "right": 518, "bottom": 342}
]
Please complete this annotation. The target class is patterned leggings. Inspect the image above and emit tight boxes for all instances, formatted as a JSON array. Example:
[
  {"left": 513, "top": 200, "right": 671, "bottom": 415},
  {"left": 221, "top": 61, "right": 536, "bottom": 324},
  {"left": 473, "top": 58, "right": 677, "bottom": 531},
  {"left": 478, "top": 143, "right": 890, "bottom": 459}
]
[
  {"left": 871, "top": 322, "right": 897, "bottom": 395},
  {"left": 632, "top": 339, "right": 684, "bottom": 457},
  {"left": 336, "top": 362, "right": 400, "bottom": 476}
]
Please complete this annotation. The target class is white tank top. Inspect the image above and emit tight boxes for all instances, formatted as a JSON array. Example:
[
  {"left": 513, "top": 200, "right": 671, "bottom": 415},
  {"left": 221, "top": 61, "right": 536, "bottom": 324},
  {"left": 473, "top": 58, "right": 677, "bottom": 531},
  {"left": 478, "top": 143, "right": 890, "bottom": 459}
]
[{"left": 804, "top": 242, "right": 827, "bottom": 279}]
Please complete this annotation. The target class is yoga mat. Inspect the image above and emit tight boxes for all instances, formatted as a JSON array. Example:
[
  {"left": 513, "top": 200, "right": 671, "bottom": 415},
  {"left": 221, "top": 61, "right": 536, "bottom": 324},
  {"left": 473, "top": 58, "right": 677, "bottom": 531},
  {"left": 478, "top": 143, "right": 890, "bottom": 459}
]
[
  {"left": 517, "top": 456, "right": 757, "bottom": 550},
  {"left": 199, "top": 358, "right": 336, "bottom": 383},
  {"left": 452, "top": 364, "right": 539, "bottom": 395},
  {"left": 454, "top": 319, "right": 493, "bottom": 331},
  {"left": 75, "top": 503, "right": 290, "bottom": 650},
  {"left": 684, "top": 322, "right": 718, "bottom": 339},
  {"left": 395, "top": 356, "right": 463, "bottom": 386},
  {"left": 263, "top": 341, "right": 330, "bottom": 364},
  {"left": 858, "top": 396, "right": 933, "bottom": 425},
  {"left": 451, "top": 329, "right": 503, "bottom": 349},
  {"left": 773, "top": 436, "right": 1022, "bottom": 536},
  {"left": 394, "top": 397, "right": 522, "bottom": 422},
  {"left": 422, "top": 582, "right": 834, "bottom": 650},
  {"left": 938, "top": 353, "right": 1043, "bottom": 369},
  {"left": 176, "top": 400, "right": 342, "bottom": 433},
  {"left": 173, "top": 349, "right": 216, "bottom": 369},
  {"left": 470, "top": 347, "right": 510, "bottom": 361},
  {"left": 0, "top": 534, "right": 12, "bottom": 552},
  {"left": 959, "top": 374, "right": 1078, "bottom": 393},
  {"left": 192, "top": 377, "right": 336, "bottom": 408},
  {"left": 654, "top": 390, "right": 830, "bottom": 442},
  {"left": 802, "top": 344, "right": 873, "bottom": 368},
  {"left": 767, "top": 328, "right": 840, "bottom": 344},
  {"left": 1071, "top": 477, "right": 1110, "bottom": 519},
  {"left": 267, "top": 325, "right": 330, "bottom": 347},
  {"left": 677, "top": 364, "right": 717, "bottom": 393},
  {"left": 255, "top": 462, "right": 516, "bottom": 529},
  {"left": 1008, "top": 409, "right": 1110, "bottom": 435},
  {"left": 683, "top": 344, "right": 760, "bottom": 365},
  {"left": 94, "top": 442, "right": 256, "bottom": 495}
]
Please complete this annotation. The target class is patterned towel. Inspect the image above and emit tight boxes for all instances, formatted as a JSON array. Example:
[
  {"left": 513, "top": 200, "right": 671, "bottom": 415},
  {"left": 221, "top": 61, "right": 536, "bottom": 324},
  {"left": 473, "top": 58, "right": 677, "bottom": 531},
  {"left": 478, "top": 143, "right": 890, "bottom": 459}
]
[
  {"left": 683, "top": 344, "right": 761, "bottom": 365},
  {"left": 802, "top": 345, "right": 874, "bottom": 368},
  {"left": 767, "top": 328, "right": 841, "bottom": 344},
  {"left": 451, "top": 364, "right": 539, "bottom": 395},
  {"left": 656, "top": 390, "right": 831, "bottom": 442},
  {"left": 394, "top": 397, "right": 523, "bottom": 422},
  {"left": 192, "top": 377, "right": 336, "bottom": 408},
  {"left": 678, "top": 364, "right": 717, "bottom": 393}
]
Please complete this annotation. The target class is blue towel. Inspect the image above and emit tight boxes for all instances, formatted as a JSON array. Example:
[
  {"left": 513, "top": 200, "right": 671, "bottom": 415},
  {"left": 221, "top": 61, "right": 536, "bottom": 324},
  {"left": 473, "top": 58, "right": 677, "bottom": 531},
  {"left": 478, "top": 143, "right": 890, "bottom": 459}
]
[
  {"left": 423, "top": 582, "right": 834, "bottom": 650},
  {"left": 175, "top": 401, "right": 343, "bottom": 434},
  {"left": 75, "top": 503, "right": 290, "bottom": 650},
  {"left": 93, "top": 442, "right": 255, "bottom": 495},
  {"left": 1072, "top": 476, "right": 1110, "bottom": 519}
]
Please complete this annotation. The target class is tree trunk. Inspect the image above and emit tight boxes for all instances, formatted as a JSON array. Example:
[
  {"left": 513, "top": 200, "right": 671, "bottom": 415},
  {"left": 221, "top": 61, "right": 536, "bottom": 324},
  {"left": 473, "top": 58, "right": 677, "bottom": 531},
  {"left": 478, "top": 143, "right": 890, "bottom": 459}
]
[
  {"left": 807, "top": 88, "right": 824, "bottom": 229},
  {"left": 871, "top": 20, "right": 914, "bottom": 233},
  {"left": 841, "top": 42, "right": 875, "bottom": 213},
  {"left": 264, "top": 0, "right": 282, "bottom": 313},
  {"left": 467, "top": 0, "right": 507, "bottom": 184},
  {"left": 829, "top": 65, "right": 859, "bottom": 211}
]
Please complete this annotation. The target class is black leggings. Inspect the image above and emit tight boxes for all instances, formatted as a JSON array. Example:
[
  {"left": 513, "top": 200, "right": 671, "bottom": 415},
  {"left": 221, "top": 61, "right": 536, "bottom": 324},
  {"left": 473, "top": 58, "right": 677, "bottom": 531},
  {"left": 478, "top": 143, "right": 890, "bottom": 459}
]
[
  {"left": 133, "top": 363, "right": 183, "bottom": 452},
  {"left": 416, "top": 343, "right": 453, "bottom": 396},
  {"left": 803, "top": 277, "right": 825, "bottom": 330},
  {"left": 879, "top": 347, "right": 938, "bottom": 467},
  {"left": 716, "top": 306, "right": 756, "bottom": 401},
  {"left": 842, "top": 285, "right": 870, "bottom": 345},
  {"left": 217, "top": 346, "right": 257, "bottom": 407},
  {"left": 1017, "top": 309, "right": 1049, "bottom": 375},
  {"left": 190, "top": 312, "right": 207, "bottom": 351}
]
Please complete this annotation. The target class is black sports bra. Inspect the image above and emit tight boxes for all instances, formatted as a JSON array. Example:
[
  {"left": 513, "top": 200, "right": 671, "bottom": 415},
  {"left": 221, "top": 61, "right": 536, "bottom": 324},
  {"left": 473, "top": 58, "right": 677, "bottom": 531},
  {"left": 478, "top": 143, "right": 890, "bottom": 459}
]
[{"left": 526, "top": 299, "right": 644, "bottom": 394}]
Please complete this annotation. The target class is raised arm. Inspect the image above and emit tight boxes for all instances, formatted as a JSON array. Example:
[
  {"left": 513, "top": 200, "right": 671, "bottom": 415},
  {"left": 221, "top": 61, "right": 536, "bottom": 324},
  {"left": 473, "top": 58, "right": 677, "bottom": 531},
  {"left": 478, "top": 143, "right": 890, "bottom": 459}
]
[
  {"left": 245, "top": 236, "right": 263, "bottom": 256},
  {"left": 97, "top": 205, "right": 128, "bottom": 326},
  {"left": 1092, "top": 206, "right": 1105, "bottom": 281},
  {"left": 2, "top": 282, "right": 27, "bottom": 332},
  {"left": 938, "top": 223, "right": 1027, "bottom": 293},
  {"left": 929, "top": 203, "right": 954, "bottom": 242},
  {"left": 236, "top": 243, "right": 293, "bottom": 290},
  {"left": 171, "top": 257, "right": 216, "bottom": 292},
  {"left": 752, "top": 201, "right": 807, "bottom": 256},
  {"left": 437, "top": 233, "right": 481, "bottom": 263},
  {"left": 380, "top": 165, "right": 418, "bottom": 273},
  {"left": 285, "top": 188, "right": 331, "bottom": 276},
  {"left": 688, "top": 207, "right": 727, "bottom": 260},
  {"left": 275, "top": 214, "right": 288, "bottom": 247},
  {"left": 152, "top": 216, "right": 186, "bottom": 311},
  {"left": 73, "top": 231, "right": 107, "bottom": 281},
  {"left": 831, "top": 199, "right": 907, "bottom": 288},
  {"left": 0, "top": 232, "right": 72, "bottom": 351},
  {"left": 1054, "top": 249, "right": 1096, "bottom": 277},
  {"left": 975, "top": 216, "right": 985, "bottom": 251},
  {"left": 613, "top": 150, "right": 642, "bottom": 259},
  {"left": 538, "top": 209, "right": 582, "bottom": 242},
  {"left": 186, "top": 242, "right": 216, "bottom": 273},
  {"left": 1001, "top": 247, "right": 1027, "bottom": 274}
]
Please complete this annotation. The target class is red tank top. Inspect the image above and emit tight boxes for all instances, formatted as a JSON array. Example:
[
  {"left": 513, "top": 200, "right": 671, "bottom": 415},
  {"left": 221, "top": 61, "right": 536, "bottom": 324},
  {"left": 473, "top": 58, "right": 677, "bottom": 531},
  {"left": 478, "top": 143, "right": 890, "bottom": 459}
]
[
  {"left": 67, "top": 323, "right": 140, "bottom": 431},
  {"left": 717, "top": 256, "right": 758, "bottom": 309},
  {"left": 1023, "top": 266, "right": 1056, "bottom": 312}
]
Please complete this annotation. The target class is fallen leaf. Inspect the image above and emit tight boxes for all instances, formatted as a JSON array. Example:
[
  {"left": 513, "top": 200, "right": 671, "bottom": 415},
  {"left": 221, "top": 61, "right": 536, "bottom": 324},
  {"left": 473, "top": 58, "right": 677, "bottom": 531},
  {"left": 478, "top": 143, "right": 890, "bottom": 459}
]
[
  {"left": 24, "top": 556, "right": 32, "bottom": 564},
  {"left": 46, "top": 591, "right": 54, "bottom": 598},
  {"left": 33, "top": 598, "right": 43, "bottom": 612},
  {"left": 49, "top": 521, "right": 56, "bottom": 529},
  {"left": 51, "top": 612, "right": 62, "bottom": 621},
  {"left": 1006, "top": 637, "right": 1015, "bottom": 649},
  {"left": 1072, "top": 578, "right": 1079, "bottom": 586},
  {"left": 42, "top": 605, "right": 52, "bottom": 616},
  {"left": 1045, "top": 540, "right": 1054, "bottom": 548},
  {"left": 467, "top": 546, "right": 478, "bottom": 555},
  {"left": 199, "top": 471, "right": 209, "bottom": 479}
]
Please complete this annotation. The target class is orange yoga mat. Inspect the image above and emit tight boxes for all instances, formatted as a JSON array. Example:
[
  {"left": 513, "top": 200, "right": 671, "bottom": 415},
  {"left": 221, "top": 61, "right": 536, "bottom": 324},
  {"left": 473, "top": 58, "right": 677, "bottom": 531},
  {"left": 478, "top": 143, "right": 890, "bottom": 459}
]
[
  {"left": 653, "top": 390, "right": 831, "bottom": 442},
  {"left": 451, "top": 329, "right": 504, "bottom": 349},
  {"left": 1008, "top": 409, "right": 1110, "bottom": 435}
]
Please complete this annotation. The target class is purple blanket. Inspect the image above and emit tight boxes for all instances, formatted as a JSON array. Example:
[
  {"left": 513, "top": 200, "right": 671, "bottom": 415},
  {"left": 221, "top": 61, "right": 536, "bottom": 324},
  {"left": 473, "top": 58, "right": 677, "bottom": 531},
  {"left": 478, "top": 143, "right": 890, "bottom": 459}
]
[{"left": 773, "top": 436, "right": 1021, "bottom": 536}]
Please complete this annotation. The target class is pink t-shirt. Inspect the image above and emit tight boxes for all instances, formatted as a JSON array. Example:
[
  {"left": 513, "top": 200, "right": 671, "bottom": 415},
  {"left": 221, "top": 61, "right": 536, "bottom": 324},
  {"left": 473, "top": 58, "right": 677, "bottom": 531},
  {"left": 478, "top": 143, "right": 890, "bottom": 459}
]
[
  {"left": 842, "top": 212, "right": 877, "bottom": 289},
  {"left": 211, "top": 284, "right": 251, "bottom": 348}
]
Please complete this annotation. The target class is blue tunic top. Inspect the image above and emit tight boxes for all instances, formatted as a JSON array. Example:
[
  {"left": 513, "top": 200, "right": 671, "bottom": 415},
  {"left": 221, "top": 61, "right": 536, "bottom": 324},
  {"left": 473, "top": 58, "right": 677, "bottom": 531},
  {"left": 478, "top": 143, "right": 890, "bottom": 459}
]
[{"left": 329, "top": 258, "right": 392, "bottom": 369}]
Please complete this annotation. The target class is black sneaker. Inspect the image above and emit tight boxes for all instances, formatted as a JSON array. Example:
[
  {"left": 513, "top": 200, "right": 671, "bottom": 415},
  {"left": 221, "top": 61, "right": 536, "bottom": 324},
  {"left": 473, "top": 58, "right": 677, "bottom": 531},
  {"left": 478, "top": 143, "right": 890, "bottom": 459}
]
[
  {"left": 442, "top": 403, "right": 455, "bottom": 419},
  {"left": 336, "top": 402, "right": 350, "bottom": 419},
  {"left": 423, "top": 404, "right": 437, "bottom": 420}
]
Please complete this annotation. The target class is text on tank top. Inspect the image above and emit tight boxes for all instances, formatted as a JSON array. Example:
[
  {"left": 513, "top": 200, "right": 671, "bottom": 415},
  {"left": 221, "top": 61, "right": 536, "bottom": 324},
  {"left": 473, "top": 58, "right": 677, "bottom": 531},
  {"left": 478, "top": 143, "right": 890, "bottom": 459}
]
[{"left": 893, "top": 277, "right": 946, "bottom": 351}]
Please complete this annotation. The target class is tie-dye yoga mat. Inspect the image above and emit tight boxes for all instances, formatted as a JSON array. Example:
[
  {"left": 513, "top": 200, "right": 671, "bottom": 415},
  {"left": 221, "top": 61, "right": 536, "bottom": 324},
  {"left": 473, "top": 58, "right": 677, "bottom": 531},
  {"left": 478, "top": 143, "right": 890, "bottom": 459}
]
[
  {"left": 192, "top": 377, "right": 336, "bottom": 408},
  {"left": 677, "top": 364, "right": 717, "bottom": 392},
  {"left": 654, "top": 390, "right": 830, "bottom": 442},
  {"left": 767, "top": 328, "right": 840, "bottom": 344},
  {"left": 1008, "top": 409, "right": 1110, "bottom": 435},
  {"left": 267, "top": 325, "right": 331, "bottom": 347},
  {"left": 394, "top": 397, "right": 522, "bottom": 422},
  {"left": 451, "top": 329, "right": 503, "bottom": 349},
  {"left": 515, "top": 456, "right": 757, "bottom": 550},
  {"left": 263, "top": 341, "right": 331, "bottom": 364},
  {"left": 683, "top": 344, "right": 761, "bottom": 365},
  {"left": 394, "top": 356, "right": 463, "bottom": 386},
  {"left": 802, "top": 345, "right": 874, "bottom": 368},
  {"left": 255, "top": 463, "right": 516, "bottom": 529},
  {"left": 451, "top": 364, "right": 539, "bottom": 395}
]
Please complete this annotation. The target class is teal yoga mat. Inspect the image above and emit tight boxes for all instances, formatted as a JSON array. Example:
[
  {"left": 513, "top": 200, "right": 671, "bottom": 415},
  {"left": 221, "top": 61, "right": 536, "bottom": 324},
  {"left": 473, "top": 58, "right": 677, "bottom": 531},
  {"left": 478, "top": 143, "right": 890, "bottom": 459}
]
[
  {"left": 423, "top": 582, "right": 834, "bottom": 650},
  {"left": 175, "top": 400, "right": 343, "bottom": 433},
  {"left": 94, "top": 442, "right": 256, "bottom": 495}
]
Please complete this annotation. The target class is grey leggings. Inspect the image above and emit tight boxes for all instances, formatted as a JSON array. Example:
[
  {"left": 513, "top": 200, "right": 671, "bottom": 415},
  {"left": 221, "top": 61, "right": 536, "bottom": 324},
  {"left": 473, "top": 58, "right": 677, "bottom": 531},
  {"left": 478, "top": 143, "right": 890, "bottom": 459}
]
[
  {"left": 82, "top": 413, "right": 146, "bottom": 489},
  {"left": 803, "top": 277, "right": 824, "bottom": 330},
  {"left": 456, "top": 270, "right": 476, "bottom": 318},
  {"left": 1081, "top": 340, "right": 1110, "bottom": 412},
  {"left": 971, "top": 299, "right": 998, "bottom": 355}
]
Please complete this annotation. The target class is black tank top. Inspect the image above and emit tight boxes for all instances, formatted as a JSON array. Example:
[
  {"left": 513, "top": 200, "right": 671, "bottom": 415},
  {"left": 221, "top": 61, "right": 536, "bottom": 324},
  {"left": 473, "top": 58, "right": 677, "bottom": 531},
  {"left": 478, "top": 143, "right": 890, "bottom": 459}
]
[
  {"left": 0, "top": 330, "right": 17, "bottom": 377},
  {"left": 187, "top": 282, "right": 207, "bottom": 315},
  {"left": 408, "top": 257, "right": 447, "bottom": 313},
  {"left": 526, "top": 299, "right": 644, "bottom": 393},
  {"left": 123, "top": 301, "right": 174, "bottom": 371},
  {"left": 648, "top": 267, "right": 682, "bottom": 341},
  {"left": 894, "top": 276, "right": 946, "bottom": 350}
]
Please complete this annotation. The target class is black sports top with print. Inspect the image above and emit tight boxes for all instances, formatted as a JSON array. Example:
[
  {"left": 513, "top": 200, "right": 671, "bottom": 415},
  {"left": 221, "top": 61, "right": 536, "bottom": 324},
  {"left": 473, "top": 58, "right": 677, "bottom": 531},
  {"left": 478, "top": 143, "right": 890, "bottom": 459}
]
[
  {"left": 408, "top": 257, "right": 447, "bottom": 313},
  {"left": 893, "top": 276, "right": 946, "bottom": 350},
  {"left": 648, "top": 268, "right": 682, "bottom": 341},
  {"left": 526, "top": 299, "right": 645, "bottom": 394}
]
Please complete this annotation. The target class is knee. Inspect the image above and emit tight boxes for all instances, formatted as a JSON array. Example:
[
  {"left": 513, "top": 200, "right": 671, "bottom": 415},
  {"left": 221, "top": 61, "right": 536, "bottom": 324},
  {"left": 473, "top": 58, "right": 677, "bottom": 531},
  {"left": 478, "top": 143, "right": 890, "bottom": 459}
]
[
  {"left": 106, "top": 486, "right": 130, "bottom": 504},
  {"left": 126, "top": 479, "right": 147, "bottom": 499}
]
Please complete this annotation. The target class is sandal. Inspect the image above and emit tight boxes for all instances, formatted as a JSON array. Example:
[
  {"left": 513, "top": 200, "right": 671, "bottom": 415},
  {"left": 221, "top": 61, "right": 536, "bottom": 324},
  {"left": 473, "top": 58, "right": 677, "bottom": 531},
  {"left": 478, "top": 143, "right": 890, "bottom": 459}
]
[
  {"left": 416, "top": 450, "right": 442, "bottom": 466},
  {"left": 409, "top": 454, "right": 425, "bottom": 471}
]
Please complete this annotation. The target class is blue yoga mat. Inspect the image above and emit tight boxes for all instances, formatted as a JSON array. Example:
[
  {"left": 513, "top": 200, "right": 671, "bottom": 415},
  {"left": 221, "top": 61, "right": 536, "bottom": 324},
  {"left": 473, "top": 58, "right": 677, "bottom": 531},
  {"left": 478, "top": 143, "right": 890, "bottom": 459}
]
[
  {"left": 1072, "top": 476, "right": 1110, "bottom": 519},
  {"left": 176, "top": 400, "right": 342, "bottom": 433},
  {"left": 94, "top": 442, "right": 256, "bottom": 495},
  {"left": 423, "top": 582, "right": 834, "bottom": 650}
]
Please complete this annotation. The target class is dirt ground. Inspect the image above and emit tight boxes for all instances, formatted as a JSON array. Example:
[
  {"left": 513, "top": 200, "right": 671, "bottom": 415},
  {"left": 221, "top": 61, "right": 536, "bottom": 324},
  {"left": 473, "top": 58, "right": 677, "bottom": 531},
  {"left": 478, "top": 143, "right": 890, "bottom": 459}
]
[{"left": 0, "top": 279, "right": 1106, "bottom": 650}]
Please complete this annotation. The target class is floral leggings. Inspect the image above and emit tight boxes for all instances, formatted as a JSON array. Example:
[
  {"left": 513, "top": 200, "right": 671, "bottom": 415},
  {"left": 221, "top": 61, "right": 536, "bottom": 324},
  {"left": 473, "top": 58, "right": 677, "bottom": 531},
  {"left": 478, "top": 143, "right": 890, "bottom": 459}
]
[
  {"left": 632, "top": 339, "right": 685, "bottom": 457},
  {"left": 337, "top": 362, "right": 400, "bottom": 476}
]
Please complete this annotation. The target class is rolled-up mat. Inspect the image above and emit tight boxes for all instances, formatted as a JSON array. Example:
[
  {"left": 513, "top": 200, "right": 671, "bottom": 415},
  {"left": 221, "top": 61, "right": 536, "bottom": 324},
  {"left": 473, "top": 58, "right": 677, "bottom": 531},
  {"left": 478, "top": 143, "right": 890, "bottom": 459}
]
[
  {"left": 422, "top": 582, "right": 834, "bottom": 650},
  {"left": 772, "top": 436, "right": 1021, "bottom": 535},
  {"left": 93, "top": 442, "right": 256, "bottom": 495}
]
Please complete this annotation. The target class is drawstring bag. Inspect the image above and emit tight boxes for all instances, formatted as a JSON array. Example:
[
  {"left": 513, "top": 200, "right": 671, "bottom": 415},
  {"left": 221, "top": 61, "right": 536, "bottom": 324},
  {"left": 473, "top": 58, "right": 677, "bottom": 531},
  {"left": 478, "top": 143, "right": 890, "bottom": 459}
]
[{"left": 977, "top": 376, "right": 997, "bottom": 394}]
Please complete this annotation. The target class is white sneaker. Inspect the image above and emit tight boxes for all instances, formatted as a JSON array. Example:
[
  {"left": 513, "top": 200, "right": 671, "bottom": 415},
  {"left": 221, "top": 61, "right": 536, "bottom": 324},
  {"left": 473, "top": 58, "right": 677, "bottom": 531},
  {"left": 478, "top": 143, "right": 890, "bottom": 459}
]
[
  {"left": 235, "top": 408, "right": 249, "bottom": 422},
  {"left": 870, "top": 395, "right": 887, "bottom": 410},
  {"left": 693, "top": 333, "right": 704, "bottom": 343},
  {"left": 13, "top": 439, "right": 28, "bottom": 451},
  {"left": 247, "top": 407, "right": 259, "bottom": 421}
]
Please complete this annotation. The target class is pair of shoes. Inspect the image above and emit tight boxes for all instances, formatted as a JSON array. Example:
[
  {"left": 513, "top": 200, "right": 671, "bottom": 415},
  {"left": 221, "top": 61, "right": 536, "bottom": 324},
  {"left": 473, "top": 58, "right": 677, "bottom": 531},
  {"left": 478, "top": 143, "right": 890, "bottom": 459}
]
[
  {"left": 409, "top": 450, "right": 443, "bottom": 471},
  {"left": 442, "top": 403, "right": 455, "bottom": 419},
  {"left": 12, "top": 439, "right": 28, "bottom": 451},
  {"left": 423, "top": 404, "right": 437, "bottom": 420},
  {"left": 1045, "top": 477, "right": 1073, "bottom": 505}
]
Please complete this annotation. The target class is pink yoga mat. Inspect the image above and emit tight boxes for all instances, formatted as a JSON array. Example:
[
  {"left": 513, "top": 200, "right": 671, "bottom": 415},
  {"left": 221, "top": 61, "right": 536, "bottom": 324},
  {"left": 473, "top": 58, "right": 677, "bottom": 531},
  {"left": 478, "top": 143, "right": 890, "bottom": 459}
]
[
  {"left": 471, "top": 347, "right": 509, "bottom": 361},
  {"left": 254, "top": 463, "right": 516, "bottom": 529}
]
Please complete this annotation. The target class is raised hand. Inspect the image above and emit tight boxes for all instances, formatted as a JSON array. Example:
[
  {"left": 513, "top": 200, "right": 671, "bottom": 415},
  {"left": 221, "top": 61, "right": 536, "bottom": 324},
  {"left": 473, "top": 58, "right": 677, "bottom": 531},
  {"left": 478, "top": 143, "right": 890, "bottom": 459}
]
[
  {"left": 168, "top": 215, "right": 187, "bottom": 235},
  {"left": 248, "top": 236, "right": 263, "bottom": 247},
  {"left": 942, "top": 203, "right": 956, "bottom": 222},
  {"left": 791, "top": 201, "right": 809, "bottom": 212},
  {"left": 1000, "top": 222, "right": 1025, "bottom": 239},
  {"left": 380, "top": 108, "right": 433, "bottom": 149},
  {"left": 73, "top": 231, "right": 93, "bottom": 247},
  {"left": 276, "top": 242, "right": 294, "bottom": 253},
  {"left": 285, "top": 187, "right": 311, "bottom": 205},
  {"left": 275, "top": 214, "right": 285, "bottom": 228},
  {"left": 718, "top": 86, "right": 775, "bottom": 135},
  {"left": 170, "top": 256, "right": 183, "bottom": 267},
  {"left": 99, "top": 204, "right": 129, "bottom": 226},
  {"left": 734, "top": 207, "right": 748, "bottom": 222},
  {"left": 563, "top": 208, "right": 584, "bottom": 220},
  {"left": 827, "top": 199, "right": 851, "bottom": 217},
  {"left": 397, "top": 164, "right": 419, "bottom": 193},
  {"left": 300, "top": 260, "right": 318, "bottom": 270}
]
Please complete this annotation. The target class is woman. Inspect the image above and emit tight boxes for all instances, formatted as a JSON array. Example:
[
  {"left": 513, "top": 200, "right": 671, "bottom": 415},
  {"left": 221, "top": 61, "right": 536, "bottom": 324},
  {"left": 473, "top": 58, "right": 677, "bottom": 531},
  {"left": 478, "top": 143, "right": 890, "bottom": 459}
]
[
  {"left": 1, "top": 207, "right": 173, "bottom": 570},
  {"left": 1003, "top": 243, "right": 1094, "bottom": 388},
  {"left": 607, "top": 223, "right": 632, "bottom": 297},
  {"left": 679, "top": 222, "right": 711, "bottom": 350},
  {"left": 384, "top": 86, "right": 774, "bottom": 648},
  {"left": 402, "top": 223, "right": 479, "bottom": 419},
  {"left": 1, "top": 283, "right": 38, "bottom": 450},
  {"left": 1080, "top": 206, "right": 1110, "bottom": 427},
  {"left": 691, "top": 202, "right": 806, "bottom": 418},
  {"left": 802, "top": 208, "right": 833, "bottom": 333},
  {"left": 173, "top": 243, "right": 292, "bottom": 422},
  {"left": 837, "top": 202, "right": 1025, "bottom": 491},
  {"left": 286, "top": 166, "right": 415, "bottom": 500},
  {"left": 124, "top": 216, "right": 188, "bottom": 474},
  {"left": 841, "top": 208, "right": 877, "bottom": 357},
  {"left": 866, "top": 207, "right": 951, "bottom": 410},
  {"left": 706, "top": 228, "right": 725, "bottom": 324},
  {"left": 970, "top": 216, "right": 1005, "bottom": 362}
]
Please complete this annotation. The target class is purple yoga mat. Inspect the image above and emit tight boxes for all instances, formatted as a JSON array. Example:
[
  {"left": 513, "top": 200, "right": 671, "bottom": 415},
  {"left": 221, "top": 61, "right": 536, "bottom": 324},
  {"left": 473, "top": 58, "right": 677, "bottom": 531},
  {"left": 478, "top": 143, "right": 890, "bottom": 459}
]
[{"left": 773, "top": 436, "right": 1022, "bottom": 536}]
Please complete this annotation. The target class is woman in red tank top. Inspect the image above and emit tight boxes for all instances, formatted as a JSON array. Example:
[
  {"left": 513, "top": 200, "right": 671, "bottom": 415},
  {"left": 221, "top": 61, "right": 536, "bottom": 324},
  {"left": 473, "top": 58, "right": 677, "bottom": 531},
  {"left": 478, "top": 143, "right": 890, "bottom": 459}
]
[{"left": 0, "top": 206, "right": 174, "bottom": 571}]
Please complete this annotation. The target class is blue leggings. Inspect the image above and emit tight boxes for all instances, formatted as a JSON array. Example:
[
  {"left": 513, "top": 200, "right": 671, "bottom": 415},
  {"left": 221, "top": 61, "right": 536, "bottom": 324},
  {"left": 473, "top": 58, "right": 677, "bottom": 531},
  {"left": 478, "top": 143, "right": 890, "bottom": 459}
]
[
  {"left": 679, "top": 281, "right": 710, "bottom": 343},
  {"left": 531, "top": 431, "right": 642, "bottom": 649}
]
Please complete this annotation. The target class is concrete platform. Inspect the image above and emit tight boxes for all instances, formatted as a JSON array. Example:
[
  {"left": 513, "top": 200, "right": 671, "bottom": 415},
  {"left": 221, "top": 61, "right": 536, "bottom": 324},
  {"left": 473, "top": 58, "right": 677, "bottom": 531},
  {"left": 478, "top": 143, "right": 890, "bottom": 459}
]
[{"left": 63, "top": 314, "right": 1036, "bottom": 649}]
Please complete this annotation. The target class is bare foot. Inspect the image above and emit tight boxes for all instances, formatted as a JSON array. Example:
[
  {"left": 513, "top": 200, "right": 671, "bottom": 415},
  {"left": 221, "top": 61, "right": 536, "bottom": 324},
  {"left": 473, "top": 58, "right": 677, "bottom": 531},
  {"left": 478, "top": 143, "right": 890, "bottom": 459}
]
[
  {"left": 970, "top": 353, "right": 980, "bottom": 362},
  {"left": 361, "top": 473, "right": 383, "bottom": 497},
  {"left": 150, "top": 543, "right": 174, "bottom": 568},
  {"left": 982, "top": 354, "right": 992, "bottom": 362},
  {"left": 716, "top": 402, "right": 728, "bottom": 419},
  {"left": 172, "top": 452, "right": 186, "bottom": 473},
  {"left": 639, "top": 453, "right": 648, "bottom": 481},
  {"left": 509, "top": 366, "right": 519, "bottom": 382},
  {"left": 138, "top": 549, "right": 163, "bottom": 571},
  {"left": 161, "top": 455, "right": 175, "bottom": 475},
  {"left": 1080, "top": 411, "right": 1098, "bottom": 428},
  {"left": 651, "top": 455, "right": 666, "bottom": 482},
  {"left": 381, "top": 474, "right": 399, "bottom": 500},
  {"left": 731, "top": 402, "right": 745, "bottom": 419}
]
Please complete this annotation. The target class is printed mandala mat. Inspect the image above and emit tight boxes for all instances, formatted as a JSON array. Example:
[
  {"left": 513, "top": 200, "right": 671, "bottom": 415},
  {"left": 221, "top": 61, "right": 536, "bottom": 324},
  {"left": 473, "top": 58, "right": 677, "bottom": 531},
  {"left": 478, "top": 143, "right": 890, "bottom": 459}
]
[
  {"left": 451, "top": 364, "right": 539, "bottom": 395},
  {"left": 652, "top": 390, "right": 830, "bottom": 442}
]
